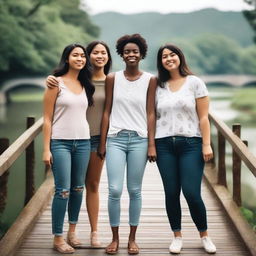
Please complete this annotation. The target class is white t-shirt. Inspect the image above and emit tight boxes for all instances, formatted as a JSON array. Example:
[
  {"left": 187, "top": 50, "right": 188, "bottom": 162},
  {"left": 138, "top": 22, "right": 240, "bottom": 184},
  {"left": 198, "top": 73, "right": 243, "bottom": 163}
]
[
  {"left": 108, "top": 70, "right": 153, "bottom": 138},
  {"left": 51, "top": 79, "right": 90, "bottom": 139},
  {"left": 155, "top": 75, "right": 208, "bottom": 139}
]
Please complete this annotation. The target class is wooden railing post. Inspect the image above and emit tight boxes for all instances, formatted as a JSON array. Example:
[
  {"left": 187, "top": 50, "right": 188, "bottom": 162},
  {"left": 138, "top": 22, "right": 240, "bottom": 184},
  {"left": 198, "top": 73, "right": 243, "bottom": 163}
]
[
  {"left": 0, "top": 138, "right": 10, "bottom": 214},
  {"left": 24, "top": 117, "right": 35, "bottom": 205},
  {"left": 217, "top": 131, "right": 227, "bottom": 187},
  {"left": 232, "top": 123, "right": 241, "bottom": 207}
]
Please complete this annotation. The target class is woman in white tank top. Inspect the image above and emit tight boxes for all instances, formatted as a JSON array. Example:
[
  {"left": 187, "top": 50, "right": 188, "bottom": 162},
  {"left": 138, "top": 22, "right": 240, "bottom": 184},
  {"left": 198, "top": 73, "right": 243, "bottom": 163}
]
[
  {"left": 98, "top": 34, "right": 157, "bottom": 255},
  {"left": 43, "top": 44, "right": 94, "bottom": 254}
]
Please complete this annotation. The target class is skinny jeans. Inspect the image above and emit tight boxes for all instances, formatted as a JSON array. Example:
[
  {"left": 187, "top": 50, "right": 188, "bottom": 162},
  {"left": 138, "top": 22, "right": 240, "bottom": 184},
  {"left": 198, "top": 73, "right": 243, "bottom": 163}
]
[
  {"left": 106, "top": 130, "right": 148, "bottom": 227},
  {"left": 155, "top": 136, "right": 207, "bottom": 232},
  {"left": 50, "top": 139, "right": 90, "bottom": 235}
]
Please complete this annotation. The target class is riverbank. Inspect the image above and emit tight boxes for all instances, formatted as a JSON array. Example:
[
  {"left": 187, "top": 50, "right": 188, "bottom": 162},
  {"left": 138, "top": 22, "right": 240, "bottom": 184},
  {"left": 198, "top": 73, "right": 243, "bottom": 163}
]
[{"left": 231, "top": 87, "right": 256, "bottom": 123}]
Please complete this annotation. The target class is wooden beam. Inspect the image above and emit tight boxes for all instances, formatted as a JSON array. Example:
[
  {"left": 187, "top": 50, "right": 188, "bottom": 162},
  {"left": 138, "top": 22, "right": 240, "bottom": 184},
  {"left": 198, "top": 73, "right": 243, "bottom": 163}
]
[
  {"left": 209, "top": 112, "right": 256, "bottom": 177},
  {"left": 204, "top": 164, "right": 256, "bottom": 256},
  {"left": 0, "top": 172, "right": 53, "bottom": 256},
  {"left": 0, "top": 118, "right": 43, "bottom": 176}
]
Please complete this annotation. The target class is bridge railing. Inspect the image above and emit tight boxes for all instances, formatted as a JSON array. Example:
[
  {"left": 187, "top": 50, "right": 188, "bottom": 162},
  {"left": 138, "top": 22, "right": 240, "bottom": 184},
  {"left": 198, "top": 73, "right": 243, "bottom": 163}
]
[
  {"left": 207, "top": 111, "right": 256, "bottom": 256},
  {"left": 0, "top": 117, "right": 53, "bottom": 256},
  {"left": 209, "top": 112, "right": 256, "bottom": 206}
]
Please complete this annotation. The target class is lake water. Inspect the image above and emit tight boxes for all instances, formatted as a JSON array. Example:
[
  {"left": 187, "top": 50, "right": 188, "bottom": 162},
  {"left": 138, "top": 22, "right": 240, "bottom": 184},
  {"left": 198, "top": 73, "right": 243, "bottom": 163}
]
[{"left": 0, "top": 85, "right": 255, "bottom": 237}]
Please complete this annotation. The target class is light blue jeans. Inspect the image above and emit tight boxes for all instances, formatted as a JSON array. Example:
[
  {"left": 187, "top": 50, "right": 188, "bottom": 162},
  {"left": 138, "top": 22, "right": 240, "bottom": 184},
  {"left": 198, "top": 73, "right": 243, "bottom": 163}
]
[
  {"left": 50, "top": 139, "right": 90, "bottom": 235},
  {"left": 106, "top": 130, "right": 148, "bottom": 227}
]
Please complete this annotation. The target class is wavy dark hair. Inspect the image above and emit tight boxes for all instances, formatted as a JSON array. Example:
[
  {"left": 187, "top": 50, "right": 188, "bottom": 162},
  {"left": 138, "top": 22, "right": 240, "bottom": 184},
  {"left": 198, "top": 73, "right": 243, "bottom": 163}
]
[
  {"left": 116, "top": 34, "right": 148, "bottom": 59},
  {"left": 86, "top": 41, "right": 112, "bottom": 75},
  {"left": 157, "top": 44, "right": 193, "bottom": 87},
  {"left": 53, "top": 43, "right": 95, "bottom": 106}
]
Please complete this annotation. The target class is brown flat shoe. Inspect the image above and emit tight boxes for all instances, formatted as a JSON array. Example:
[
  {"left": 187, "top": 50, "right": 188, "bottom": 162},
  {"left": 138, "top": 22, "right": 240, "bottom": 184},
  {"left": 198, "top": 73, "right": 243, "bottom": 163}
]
[
  {"left": 128, "top": 241, "right": 139, "bottom": 255},
  {"left": 66, "top": 232, "right": 82, "bottom": 248},
  {"left": 53, "top": 242, "right": 75, "bottom": 254},
  {"left": 105, "top": 240, "right": 119, "bottom": 255}
]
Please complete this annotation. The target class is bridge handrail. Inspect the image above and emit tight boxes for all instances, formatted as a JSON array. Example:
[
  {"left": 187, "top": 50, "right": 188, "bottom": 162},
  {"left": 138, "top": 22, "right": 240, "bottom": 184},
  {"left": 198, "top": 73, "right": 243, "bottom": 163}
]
[
  {"left": 209, "top": 112, "right": 256, "bottom": 177},
  {"left": 0, "top": 117, "right": 43, "bottom": 176}
]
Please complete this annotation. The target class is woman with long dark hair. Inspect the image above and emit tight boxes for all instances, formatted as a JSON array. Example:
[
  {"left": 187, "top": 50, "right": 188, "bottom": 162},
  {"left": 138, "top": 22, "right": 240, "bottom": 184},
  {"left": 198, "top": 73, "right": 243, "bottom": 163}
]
[
  {"left": 147, "top": 44, "right": 216, "bottom": 254},
  {"left": 43, "top": 43, "right": 94, "bottom": 254},
  {"left": 46, "top": 41, "right": 112, "bottom": 247}
]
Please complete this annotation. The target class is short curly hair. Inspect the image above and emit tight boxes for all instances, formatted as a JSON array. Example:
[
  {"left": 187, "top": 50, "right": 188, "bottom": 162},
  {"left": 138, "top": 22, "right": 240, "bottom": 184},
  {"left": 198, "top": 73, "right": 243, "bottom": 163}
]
[{"left": 116, "top": 34, "right": 148, "bottom": 59}]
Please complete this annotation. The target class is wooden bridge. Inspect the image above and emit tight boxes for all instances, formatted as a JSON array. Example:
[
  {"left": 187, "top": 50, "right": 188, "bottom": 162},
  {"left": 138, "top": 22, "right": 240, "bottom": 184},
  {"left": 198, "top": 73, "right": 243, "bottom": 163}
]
[{"left": 0, "top": 113, "right": 256, "bottom": 256}]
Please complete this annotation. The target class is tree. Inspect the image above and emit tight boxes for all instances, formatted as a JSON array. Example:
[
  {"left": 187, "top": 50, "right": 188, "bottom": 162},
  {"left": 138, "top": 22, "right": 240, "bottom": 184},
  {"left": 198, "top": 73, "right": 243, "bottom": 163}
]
[
  {"left": 192, "top": 34, "right": 242, "bottom": 74},
  {"left": 243, "top": 0, "right": 256, "bottom": 43},
  {"left": 0, "top": 0, "right": 99, "bottom": 79}
]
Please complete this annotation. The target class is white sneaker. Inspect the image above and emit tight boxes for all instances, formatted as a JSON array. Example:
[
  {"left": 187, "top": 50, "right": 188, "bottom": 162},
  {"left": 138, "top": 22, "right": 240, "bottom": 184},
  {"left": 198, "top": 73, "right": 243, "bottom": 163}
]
[
  {"left": 169, "top": 237, "right": 183, "bottom": 254},
  {"left": 201, "top": 236, "right": 216, "bottom": 254}
]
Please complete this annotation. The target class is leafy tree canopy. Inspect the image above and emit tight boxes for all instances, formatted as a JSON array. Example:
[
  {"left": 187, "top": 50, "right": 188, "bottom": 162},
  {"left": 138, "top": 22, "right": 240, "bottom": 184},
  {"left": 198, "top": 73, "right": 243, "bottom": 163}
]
[{"left": 0, "top": 0, "right": 99, "bottom": 78}]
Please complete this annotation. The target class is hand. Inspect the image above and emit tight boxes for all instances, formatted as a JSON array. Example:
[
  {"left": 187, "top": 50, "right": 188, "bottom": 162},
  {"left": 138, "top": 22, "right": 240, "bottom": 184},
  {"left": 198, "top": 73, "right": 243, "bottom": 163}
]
[
  {"left": 46, "top": 75, "right": 59, "bottom": 88},
  {"left": 43, "top": 150, "right": 53, "bottom": 167},
  {"left": 97, "top": 143, "right": 106, "bottom": 160},
  {"left": 147, "top": 145, "right": 157, "bottom": 162},
  {"left": 202, "top": 144, "right": 213, "bottom": 162}
]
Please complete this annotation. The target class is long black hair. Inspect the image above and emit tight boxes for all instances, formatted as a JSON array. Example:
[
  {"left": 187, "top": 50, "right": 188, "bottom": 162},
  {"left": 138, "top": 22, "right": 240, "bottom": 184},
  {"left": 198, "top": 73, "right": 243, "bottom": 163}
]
[
  {"left": 157, "top": 44, "right": 193, "bottom": 87},
  {"left": 53, "top": 43, "right": 95, "bottom": 106},
  {"left": 86, "top": 40, "right": 112, "bottom": 75}
]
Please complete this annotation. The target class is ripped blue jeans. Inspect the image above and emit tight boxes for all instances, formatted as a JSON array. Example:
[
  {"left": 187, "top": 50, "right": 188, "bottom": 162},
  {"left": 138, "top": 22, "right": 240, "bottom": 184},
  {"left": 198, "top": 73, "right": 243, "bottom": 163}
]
[{"left": 50, "top": 139, "right": 90, "bottom": 235}]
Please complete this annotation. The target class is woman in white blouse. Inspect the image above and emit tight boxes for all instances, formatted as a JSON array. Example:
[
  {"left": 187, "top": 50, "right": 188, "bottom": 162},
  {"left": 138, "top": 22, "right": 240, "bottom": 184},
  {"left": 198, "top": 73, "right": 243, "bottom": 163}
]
[{"left": 147, "top": 44, "right": 216, "bottom": 254}]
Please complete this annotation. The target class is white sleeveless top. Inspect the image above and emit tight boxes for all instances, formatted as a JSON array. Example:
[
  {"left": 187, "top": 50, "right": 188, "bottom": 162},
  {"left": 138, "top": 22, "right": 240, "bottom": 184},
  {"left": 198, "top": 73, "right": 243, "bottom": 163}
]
[
  {"left": 155, "top": 75, "right": 208, "bottom": 138},
  {"left": 108, "top": 70, "right": 153, "bottom": 138},
  {"left": 51, "top": 79, "right": 90, "bottom": 139}
]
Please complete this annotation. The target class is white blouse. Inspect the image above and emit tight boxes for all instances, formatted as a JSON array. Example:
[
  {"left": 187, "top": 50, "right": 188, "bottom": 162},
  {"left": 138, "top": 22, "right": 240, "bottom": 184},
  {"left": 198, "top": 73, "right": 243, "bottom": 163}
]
[{"left": 155, "top": 75, "right": 208, "bottom": 139}]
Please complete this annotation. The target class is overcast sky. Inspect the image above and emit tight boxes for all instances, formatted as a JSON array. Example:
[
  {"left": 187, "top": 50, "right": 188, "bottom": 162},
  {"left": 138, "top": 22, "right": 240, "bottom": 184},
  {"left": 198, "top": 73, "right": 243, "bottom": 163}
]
[{"left": 83, "top": 0, "right": 252, "bottom": 14}]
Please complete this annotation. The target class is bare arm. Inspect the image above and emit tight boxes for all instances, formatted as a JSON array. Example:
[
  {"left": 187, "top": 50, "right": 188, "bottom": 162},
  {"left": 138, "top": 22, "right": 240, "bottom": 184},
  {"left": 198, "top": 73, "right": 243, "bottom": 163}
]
[
  {"left": 146, "top": 76, "right": 157, "bottom": 162},
  {"left": 196, "top": 96, "right": 213, "bottom": 162},
  {"left": 42, "top": 86, "right": 58, "bottom": 166},
  {"left": 97, "top": 73, "right": 115, "bottom": 159}
]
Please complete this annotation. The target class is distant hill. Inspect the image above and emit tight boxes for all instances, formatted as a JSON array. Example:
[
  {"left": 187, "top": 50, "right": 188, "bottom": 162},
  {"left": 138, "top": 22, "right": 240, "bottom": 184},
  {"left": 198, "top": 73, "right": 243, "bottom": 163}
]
[
  {"left": 92, "top": 8, "right": 253, "bottom": 47},
  {"left": 91, "top": 8, "right": 254, "bottom": 72}
]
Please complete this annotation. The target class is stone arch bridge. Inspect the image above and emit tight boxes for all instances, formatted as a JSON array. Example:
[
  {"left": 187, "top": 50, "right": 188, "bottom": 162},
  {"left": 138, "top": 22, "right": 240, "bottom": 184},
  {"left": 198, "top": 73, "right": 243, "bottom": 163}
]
[{"left": 1, "top": 75, "right": 256, "bottom": 104}]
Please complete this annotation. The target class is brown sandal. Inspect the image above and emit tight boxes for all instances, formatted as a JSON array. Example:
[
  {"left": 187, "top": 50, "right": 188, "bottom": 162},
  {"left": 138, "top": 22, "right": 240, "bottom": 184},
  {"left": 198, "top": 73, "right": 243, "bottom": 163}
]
[
  {"left": 53, "top": 242, "right": 75, "bottom": 254},
  {"left": 105, "top": 240, "right": 119, "bottom": 255},
  {"left": 128, "top": 241, "right": 139, "bottom": 255}
]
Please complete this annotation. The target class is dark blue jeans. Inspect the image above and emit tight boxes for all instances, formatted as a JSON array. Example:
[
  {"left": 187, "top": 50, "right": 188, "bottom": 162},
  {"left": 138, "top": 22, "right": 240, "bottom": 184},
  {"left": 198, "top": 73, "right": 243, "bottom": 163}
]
[{"left": 155, "top": 136, "right": 207, "bottom": 232}]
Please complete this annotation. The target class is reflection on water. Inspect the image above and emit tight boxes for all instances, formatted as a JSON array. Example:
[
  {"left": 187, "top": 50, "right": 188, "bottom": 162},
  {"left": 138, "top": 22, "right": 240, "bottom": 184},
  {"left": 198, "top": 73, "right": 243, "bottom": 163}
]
[
  {"left": 0, "top": 105, "right": 6, "bottom": 122},
  {"left": 210, "top": 100, "right": 239, "bottom": 121},
  {"left": 0, "top": 90, "right": 44, "bottom": 238}
]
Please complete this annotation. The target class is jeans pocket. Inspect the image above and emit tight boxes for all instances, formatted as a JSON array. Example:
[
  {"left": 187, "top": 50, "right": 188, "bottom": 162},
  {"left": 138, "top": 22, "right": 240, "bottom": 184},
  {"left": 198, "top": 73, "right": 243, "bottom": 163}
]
[{"left": 185, "top": 137, "right": 202, "bottom": 145}]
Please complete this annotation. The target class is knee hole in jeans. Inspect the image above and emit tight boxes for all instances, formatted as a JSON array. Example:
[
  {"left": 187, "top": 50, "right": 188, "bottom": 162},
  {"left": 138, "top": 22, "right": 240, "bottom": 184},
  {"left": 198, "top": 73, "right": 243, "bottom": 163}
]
[
  {"left": 71, "top": 185, "right": 84, "bottom": 193},
  {"left": 55, "top": 189, "right": 70, "bottom": 199}
]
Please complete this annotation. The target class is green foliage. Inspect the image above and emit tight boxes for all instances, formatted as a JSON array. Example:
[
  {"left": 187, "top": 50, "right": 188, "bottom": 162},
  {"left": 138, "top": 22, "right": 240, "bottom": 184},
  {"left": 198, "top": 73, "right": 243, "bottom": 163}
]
[
  {"left": 241, "top": 46, "right": 256, "bottom": 74},
  {"left": 0, "top": 0, "right": 99, "bottom": 78},
  {"left": 231, "top": 88, "right": 256, "bottom": 123},
  {"left": 192, "top": 34, "right": 242, "bottom": 74},
  {"left": 240, "top": 207, "right": 256, "bottom": 231},
  {"left": 243, "top": 0, "right": 256, "bottom": 43}
]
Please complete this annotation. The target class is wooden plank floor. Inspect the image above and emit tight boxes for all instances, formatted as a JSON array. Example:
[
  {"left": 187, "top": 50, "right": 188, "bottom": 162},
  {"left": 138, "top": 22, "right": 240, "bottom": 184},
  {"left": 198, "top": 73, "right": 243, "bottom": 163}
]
[{"left": 16, "top": 163, "right": 250, "bottom": 256}]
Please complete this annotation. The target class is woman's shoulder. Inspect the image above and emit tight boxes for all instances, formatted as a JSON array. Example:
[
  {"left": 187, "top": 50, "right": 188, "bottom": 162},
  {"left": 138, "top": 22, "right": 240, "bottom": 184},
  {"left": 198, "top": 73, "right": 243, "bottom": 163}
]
[{"left": 187, "top": 75, "right": 204, "bottom": 83}]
